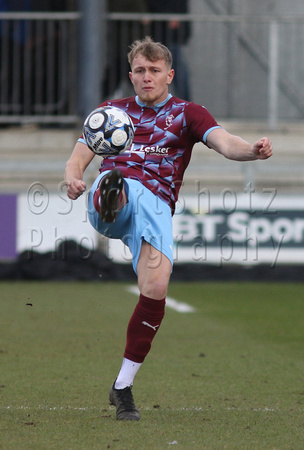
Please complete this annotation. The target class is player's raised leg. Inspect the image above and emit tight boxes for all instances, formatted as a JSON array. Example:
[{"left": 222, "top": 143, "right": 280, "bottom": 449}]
[{"left": 99, "top": 169, "right": 125, "bottom": 222}]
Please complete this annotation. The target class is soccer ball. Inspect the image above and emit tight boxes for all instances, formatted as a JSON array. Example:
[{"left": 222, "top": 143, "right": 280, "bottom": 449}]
[{"left": 83, "top": 106, "right": 134, "bottom": 156}]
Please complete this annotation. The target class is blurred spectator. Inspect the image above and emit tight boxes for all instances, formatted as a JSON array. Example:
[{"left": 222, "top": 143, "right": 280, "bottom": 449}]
[
  {"left": 0, "top": 0, "right": 71, "bottom": 116},
  {"left": 0, "top": 1, "right": 32, "bottom": 114},
  {"left": 102, "top": 0, "right": 147, "bottom": 99},
  {"left": 146, "top": 0, "right": 191, "bottom": 100}
]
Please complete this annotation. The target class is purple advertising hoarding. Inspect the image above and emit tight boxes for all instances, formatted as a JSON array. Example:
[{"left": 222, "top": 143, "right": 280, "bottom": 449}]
[{"left": 0, "top": 194, "right": 17, "bottom": 260}]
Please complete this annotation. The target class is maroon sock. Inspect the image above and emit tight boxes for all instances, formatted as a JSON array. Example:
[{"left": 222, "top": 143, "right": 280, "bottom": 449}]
[{"left": 124, "top": 294, "right": 166, "bottom": 363}]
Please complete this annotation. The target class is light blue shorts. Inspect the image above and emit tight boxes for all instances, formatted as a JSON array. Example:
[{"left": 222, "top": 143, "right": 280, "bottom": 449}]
[{"left": 88, "top": 172, "right": 173, "bottom": 274}]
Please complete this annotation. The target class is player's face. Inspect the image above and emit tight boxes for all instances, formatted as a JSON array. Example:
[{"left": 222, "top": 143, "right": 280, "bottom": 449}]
[{"left": 129, "top": 54, "right": 174, "bottom": 107}]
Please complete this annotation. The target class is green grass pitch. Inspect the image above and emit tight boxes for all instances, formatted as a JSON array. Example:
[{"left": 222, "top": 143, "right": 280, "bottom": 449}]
[{"left": 1, "top": 281, "right": 304, "bottom": 449}]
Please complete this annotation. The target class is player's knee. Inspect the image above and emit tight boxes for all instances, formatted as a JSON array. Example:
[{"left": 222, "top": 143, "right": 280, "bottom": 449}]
[{"left": 139, "top": 276, "right": 169, "bottom": 300}]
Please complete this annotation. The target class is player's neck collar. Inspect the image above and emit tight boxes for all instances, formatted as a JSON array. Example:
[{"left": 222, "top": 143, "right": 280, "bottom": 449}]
[{"left": 135, "top": 94, "right": 172, "bottom": 110}]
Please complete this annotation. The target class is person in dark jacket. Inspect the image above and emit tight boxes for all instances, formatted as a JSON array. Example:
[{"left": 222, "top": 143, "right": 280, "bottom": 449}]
[{"left": 145, "top": 0, "right": 191, "bottom": 100}]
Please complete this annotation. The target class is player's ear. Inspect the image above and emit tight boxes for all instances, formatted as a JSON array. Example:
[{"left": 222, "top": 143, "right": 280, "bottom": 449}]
[
  {"left": 129, "top": 72, "right": 133, "bottom": 84},
  {"left": 167, "top": 69, "right": 174, "bottom": 85}
]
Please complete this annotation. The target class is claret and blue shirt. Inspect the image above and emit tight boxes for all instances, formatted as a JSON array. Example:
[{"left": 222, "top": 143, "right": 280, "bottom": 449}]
[
  {"left": 83, "top": 94, "right": 221, "bottom": 271},
  {"left": 80, "top": 94, "right": 221, "bottom": 214}
]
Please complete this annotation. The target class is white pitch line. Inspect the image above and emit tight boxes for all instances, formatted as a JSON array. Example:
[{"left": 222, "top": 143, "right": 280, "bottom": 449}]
[
  {"left": 126, "top": 285, "right": 196, "bottom": 313},
  {"left": 2, "top": 405, "right": 300, "bottom": 413}
]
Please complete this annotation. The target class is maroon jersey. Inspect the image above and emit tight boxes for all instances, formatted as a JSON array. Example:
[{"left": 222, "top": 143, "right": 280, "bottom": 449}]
[{"left": 81, "top": 95, "right": 220, "bottom": 213}]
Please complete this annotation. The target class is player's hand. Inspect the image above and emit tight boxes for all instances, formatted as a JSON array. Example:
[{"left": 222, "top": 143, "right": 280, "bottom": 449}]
[
  {"left": 66, "top": 180, "right": 86, "bottom": 200},
  {"left": 253, "top": 137, "right": 273, "bottom": 160}
]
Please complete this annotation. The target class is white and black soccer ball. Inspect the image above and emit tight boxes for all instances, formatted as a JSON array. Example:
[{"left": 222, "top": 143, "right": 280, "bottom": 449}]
[{"left": 83, "top": 106, "right": 134, "bottom": 156}]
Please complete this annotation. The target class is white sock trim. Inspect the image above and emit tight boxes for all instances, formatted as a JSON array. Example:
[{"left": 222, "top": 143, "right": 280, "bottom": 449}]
[{"left": 114, "top": 357, "right": 142, "bottom": 389}]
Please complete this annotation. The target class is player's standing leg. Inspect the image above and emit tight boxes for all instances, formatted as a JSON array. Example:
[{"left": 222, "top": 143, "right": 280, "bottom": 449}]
[{"left": 109, "top": 242, "right": 172, "bottom": 420}]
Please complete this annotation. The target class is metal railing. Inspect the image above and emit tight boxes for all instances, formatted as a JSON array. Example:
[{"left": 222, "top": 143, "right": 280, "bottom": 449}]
[
  {"left": 105, "top": 13, "right": 304, "bottom": 129},
  {"left": 0, "top": 12, "right": 80, "bottom": 124},
  {"left": 1, "top": 12, "right": 304, "bottom": 127}
]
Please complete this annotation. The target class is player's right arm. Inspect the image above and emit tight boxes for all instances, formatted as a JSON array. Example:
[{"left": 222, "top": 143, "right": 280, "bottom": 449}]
[{"left": 64, "top": 141, "right": 95, "bottom": 200}]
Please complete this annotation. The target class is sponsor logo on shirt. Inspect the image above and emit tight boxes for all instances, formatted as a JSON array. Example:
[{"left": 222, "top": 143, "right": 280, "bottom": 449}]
[{"left": 129, "top": 144, "right": 169, "bottom": 155}]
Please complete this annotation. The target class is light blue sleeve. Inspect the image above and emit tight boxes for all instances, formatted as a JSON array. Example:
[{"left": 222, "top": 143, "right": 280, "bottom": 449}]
[{"left": 202, "top": 126, "right": 222, "bottom": 144}]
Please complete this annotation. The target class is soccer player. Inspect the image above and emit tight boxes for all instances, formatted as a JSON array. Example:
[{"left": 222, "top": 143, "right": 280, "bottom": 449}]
[{"left": 64, "top": 37, "right": 273, "bottom": 421}]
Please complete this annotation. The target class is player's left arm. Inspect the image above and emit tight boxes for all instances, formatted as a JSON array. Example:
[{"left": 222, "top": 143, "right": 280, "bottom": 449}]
[{"left": 206, "top": 127, "right": 273, "bottom": 161}]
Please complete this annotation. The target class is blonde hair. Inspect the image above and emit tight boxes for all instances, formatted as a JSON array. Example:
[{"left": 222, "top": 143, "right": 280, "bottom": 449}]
[{"left": 128, "top": 36, "right": 173, "bottom": 69}]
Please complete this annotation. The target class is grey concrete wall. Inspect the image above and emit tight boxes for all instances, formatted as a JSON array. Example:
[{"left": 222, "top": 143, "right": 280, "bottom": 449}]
[{"left": 187, "top": 0, "right": 304, "bottom": 120}]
